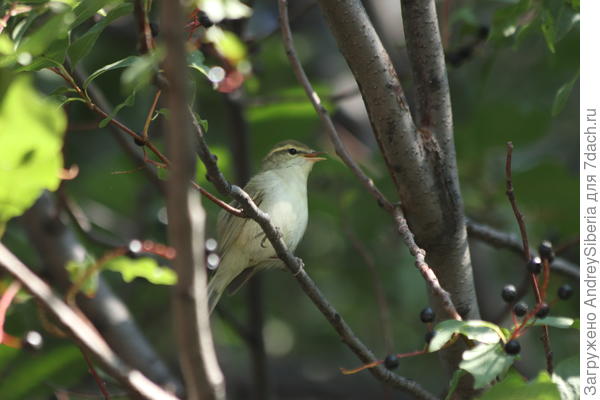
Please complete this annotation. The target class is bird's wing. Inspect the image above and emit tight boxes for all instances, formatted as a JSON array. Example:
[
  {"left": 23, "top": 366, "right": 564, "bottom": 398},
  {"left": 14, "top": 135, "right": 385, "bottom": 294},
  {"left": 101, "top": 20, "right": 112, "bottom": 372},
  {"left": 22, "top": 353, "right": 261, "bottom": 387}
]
[{"left": 216, "top": 178, "right": 265, "bottom": 256}]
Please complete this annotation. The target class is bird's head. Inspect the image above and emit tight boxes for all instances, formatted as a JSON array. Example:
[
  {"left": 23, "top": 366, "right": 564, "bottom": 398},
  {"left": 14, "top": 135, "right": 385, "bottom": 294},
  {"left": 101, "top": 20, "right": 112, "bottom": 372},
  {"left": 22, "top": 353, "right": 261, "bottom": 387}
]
[{"left": 260, "top": 140, "right": 325, "bottom": 173}]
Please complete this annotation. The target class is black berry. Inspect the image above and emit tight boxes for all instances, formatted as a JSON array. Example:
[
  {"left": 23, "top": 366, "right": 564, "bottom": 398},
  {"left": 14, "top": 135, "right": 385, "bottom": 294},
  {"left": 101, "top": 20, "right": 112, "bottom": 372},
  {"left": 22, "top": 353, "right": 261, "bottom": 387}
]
[
  {"left": 384, "top": 354, "right": 399, "bottom": 370},
  {"left": 536, "top": 303, "right": 550, "bottom": 319},
  {"left": 504, "top": 339, "right": 521, "bottom": 355},
  {"left": 501, "top": 284, "right": 517, "bottom": 303},
  {"left": 23, "top": 331, "right": 43, "bottom": 352},
  {"left": 420, "top": 307, "right": 435, "bottom": 323},
  {"left": 527, "top": 257, "right": 542, "bottom": 274},
  {"left": 425, "top": 330, "right": 436, "bottom": 344},
  {"left": 558, "top": 284, "right": 573, "bottom": 300},
  {"left": 197, "top": 11, "right": 213, "bottom": 28},
  {"left": 538, "top": 241, "right": 554, "bottom": 262},
  {"left": 513, "top": 302, "right": 528, "bottom": 317}
]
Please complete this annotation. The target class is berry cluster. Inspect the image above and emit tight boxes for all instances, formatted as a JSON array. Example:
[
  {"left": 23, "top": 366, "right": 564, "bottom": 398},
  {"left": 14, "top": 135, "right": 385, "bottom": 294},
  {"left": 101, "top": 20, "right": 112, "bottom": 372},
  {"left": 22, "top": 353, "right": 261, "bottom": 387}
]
[{"left": 499, "top": 241, "right": 574, "bottom": 355}]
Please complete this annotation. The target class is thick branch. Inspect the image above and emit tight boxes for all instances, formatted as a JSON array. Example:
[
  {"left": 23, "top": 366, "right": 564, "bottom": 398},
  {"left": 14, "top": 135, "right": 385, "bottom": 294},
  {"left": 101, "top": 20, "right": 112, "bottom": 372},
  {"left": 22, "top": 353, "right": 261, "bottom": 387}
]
[
  {"left": 0, "top": 244, "right": 179, "bottom": 400},
  {"left": 160, "top": 1, "right": 225, "bottom": 399}
]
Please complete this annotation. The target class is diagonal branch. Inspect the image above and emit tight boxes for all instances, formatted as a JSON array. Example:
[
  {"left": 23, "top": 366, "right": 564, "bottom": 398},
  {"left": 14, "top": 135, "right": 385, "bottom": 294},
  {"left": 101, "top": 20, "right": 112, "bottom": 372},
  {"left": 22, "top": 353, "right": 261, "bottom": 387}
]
[
  {"left": 0, "top": 244, "right": 179, "bottom": 400},
  {"left": 191, "top": 113, "right": 438, "bottom": 400}
]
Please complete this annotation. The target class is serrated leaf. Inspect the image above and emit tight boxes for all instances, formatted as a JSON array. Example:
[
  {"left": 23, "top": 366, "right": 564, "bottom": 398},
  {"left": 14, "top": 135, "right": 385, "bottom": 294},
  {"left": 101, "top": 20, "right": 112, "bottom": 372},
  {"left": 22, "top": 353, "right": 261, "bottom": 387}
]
[
  {"left": 68, "top": 2, "right": 133, "bottom": 66},
  {"left": 98, "top": 90, "right": 136, "bottom": 127},
  {"left": 552, "top": 356, "right": 579, "bottom": 400},
  {"left": 460, "top": 343, "right": 514, "bottom": 389},
  {"left": 106, "top": 256, "right": 177, "bottom": 285},
  {"left": 477, "top": 369, "right": 561, "bottom": 400},
  {"left": 0, "top": 75, "right": 66, "bottom": 235},
  {"left": 84, "top": 56, "right": 140, "bottom": 89},
  {"left": 552, "top": 72, "right": 579, "bottom": 116},
  {"left": 531, "top": 316, "right": 576, "bottom": 329}
]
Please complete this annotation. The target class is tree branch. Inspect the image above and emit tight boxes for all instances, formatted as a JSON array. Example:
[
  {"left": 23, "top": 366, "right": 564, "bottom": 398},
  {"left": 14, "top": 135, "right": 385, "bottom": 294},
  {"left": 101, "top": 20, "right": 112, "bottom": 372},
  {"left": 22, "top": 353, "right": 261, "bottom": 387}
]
[
  {"left": 160, "top": 0, "right": 225, "bottom": 398},
  {"left": 0, "top": 244, "right": 179, "bottom": 400},
  {"left": 23, "top": 194, "right": 183, "bottom": 394},
  {"left": 466, "top": 219, "right": 579, "bottom": 279},
  {"left": 191, "top": 114, "right": 438, "bottom": 400}
]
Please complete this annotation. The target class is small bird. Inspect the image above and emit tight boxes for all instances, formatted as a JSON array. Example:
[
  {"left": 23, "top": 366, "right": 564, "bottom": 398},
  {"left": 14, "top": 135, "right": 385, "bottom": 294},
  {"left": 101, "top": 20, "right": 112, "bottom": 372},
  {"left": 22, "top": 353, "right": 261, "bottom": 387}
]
[{"left": 207, "top": 140, "right": 325, "bottom": 313}]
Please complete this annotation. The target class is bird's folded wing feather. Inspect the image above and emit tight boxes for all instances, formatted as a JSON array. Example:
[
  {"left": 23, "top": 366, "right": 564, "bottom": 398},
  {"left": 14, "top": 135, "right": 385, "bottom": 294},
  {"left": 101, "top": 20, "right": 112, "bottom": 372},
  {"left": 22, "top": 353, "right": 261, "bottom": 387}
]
[{"left": 216, "top": 180, "right": 264, "bottom": 255}]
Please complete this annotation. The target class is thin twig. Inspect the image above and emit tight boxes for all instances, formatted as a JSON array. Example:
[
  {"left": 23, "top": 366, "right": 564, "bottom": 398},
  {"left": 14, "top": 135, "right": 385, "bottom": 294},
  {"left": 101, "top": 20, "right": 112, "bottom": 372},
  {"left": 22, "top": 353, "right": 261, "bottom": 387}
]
[
  {"left": 504, "top": 142, "right": 553, "bottom": 374},
  {"left": 466, "top": 219, "right": 579, "bottom": 279},
  {"left": 143, "top": 90, "right": 162, "bottom": 140},
  {"left": 0, "top": 280, "right": 21, "bottom": 344},
  {"left": 133, "top": 0, "right": 154, "bottom": 55},
  {"left": 278, "top": 0, "right": 393, "bottom": 213},
  {"left": 393, "top": 207, "right": 462, "bottom": 321},
  {"left": 80, "top": 346, "right": 111, "bottom": 400},
  {"left": 0, "top": 244, "right": 180, "bottom": 400}
]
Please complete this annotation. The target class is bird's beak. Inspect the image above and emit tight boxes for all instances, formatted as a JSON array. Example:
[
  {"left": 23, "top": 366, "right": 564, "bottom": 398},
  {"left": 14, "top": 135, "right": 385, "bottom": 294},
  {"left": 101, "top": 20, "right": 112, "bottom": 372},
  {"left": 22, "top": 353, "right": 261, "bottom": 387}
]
[{"left": 303, "top": 151, "right": 327, "bottom": 162}]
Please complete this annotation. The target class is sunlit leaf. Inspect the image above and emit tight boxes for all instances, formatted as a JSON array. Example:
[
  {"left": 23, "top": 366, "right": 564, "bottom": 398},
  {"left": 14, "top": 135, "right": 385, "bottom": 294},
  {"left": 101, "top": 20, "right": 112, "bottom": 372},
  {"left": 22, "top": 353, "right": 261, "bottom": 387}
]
[
  {"left": 460, "top": 343, "right": 514, "bottom": 389},
  {"left": 530, "top": 316, "right": 577, "bottom": 329},
  {"left": 106, "top": 256, "right": 177, "bottom": 285},
  {"left": 552, "top": 356, "right": 579, "bottom": 400},
  {"left": 477, "top": 369, "right": 561, "bottom": 399},
  {"left": 199, "top": 0, "right": 252, "bottom": 23},
  {"left": 429, "top": 320, "right": 505, "bottom": 353},
  {"left": 0, "top": 75, "right": 66, "bottom": 235}
]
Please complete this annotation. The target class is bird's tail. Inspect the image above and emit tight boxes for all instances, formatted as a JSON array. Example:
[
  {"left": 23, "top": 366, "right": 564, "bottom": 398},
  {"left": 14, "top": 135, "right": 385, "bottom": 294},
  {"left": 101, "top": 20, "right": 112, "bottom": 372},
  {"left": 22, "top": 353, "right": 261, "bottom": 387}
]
[{"left": 206, "top": 255, "right": 239, "bottom": 314}]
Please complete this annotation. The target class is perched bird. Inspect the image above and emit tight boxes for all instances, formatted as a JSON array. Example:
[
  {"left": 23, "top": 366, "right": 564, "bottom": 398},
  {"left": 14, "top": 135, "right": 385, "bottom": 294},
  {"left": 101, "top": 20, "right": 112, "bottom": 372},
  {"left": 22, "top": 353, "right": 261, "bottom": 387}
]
[{"left": 207, "top": 140, "right": 325, "bottom": 313}]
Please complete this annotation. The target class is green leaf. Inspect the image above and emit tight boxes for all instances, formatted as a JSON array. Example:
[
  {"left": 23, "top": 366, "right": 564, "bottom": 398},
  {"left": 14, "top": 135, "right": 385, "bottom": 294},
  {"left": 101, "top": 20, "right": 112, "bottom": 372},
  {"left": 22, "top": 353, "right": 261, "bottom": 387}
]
[
  {"left": 65, "top": 258, "right": 98, "bottom": 296},
  {"left": 121, "top": 49, "right": 163, "bottom": 93},
  {"left": 68, "top": 2, "right": 133, "bottom": 66},
  {"left": 552, "top": 356, "right": 579, "bottom": 400},
  {"left": 446, "top": 369, "right": 467, "bottom": 400},
  {"left": 429, "top": 320, "right": 505, "bottom": 353},
  {"left": 17, "top": 9, "right": 73, "bottom": 56},
  {"left": 152, "top": 107, "right": 170, "bottom": 121},
  {"left": 477, "top": 369, "right": 561, "bottom": 400},
  {"left": 460, "top": 343, "right": 514, "bottom": 389},
  {"left": 188, "top": 49, "right": 209, "bottom": 76},
  {"left": 552, "top": 72, "right": 579, "bottom": 116},
  {"left": 70, "top": 0, "right": 119, "bottom": 29},
  {"left": 106, "top": 256, "right": 177, "bottom": 285},
  {"left": 530, "top": 316, "right": 577, "bottom": 329},
  {"left": 0, "top": 75, "right": 66, "bottom": 235},
  {"left": 98, "top": 90, "right": 136, "bottom": 127},
  {"left": 0, "top": 345, "right": 83, "bottom": 400},
  {"left": 489, "top": 0, "right": 532, "bottom": 41},
  {"left": 84, "top": 55, "right": 140, "bottom": 89},
  {"left": 16, "top": 38, "right": 68, "bottom": 71},
  {"left": 540, "top": 9, "right": 556, "bottom": 53}
]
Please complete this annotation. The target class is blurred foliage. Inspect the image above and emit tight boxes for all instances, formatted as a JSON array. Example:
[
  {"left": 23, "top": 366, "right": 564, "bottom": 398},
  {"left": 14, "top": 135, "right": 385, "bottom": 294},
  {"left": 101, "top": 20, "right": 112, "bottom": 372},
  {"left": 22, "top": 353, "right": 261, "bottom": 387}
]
[{"left": 0, "top": 0, "right": 579, "bottom": 399}]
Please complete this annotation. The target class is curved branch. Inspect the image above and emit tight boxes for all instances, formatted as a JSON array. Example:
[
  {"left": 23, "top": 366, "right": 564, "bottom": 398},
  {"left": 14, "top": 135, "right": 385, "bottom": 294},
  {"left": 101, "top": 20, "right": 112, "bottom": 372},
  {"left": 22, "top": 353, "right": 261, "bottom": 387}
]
[{"left": 0, "top": 244, "right": 179, "bottom": 400}]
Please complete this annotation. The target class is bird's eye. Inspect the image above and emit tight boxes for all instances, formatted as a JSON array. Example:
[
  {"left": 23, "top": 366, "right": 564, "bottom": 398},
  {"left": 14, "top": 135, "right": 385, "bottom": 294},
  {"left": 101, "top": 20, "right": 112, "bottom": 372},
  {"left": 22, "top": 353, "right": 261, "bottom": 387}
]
[{"left": 288, "top": 148, "right": 297, "bottom": 155}]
